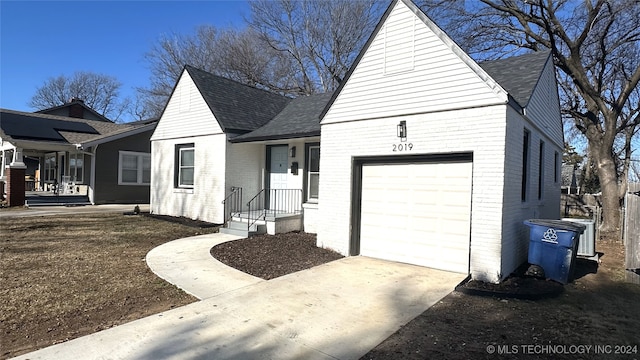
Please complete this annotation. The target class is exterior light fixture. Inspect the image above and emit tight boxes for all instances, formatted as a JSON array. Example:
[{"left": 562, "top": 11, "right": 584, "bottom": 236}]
[
  {"left": 397, "top": 120, "right": 407, "bottom": 140},
  {"left": 290, "top": 146, "right": 296, "bottom": 158}
]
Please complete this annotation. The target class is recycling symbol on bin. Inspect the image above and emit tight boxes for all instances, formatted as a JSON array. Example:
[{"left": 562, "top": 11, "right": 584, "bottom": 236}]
[{"left": 542, "top": 228, "right": 559, "bottom": 243}]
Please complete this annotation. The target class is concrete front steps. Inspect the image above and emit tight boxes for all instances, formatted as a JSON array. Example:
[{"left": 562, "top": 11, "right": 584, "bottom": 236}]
[
  {"left": 25, "top": 194, "right": 92, "bottom": 207},
  {"left": 219, "top": 212, "right": 303, "bottom": 237},
  {"left": 219, "top": 220, "right": 267, "bottom": 238}
]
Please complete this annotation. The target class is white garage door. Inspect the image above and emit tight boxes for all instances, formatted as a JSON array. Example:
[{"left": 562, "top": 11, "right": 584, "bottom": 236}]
[{"left": 359, "top": 161, "right": 472, "bottom": 273}]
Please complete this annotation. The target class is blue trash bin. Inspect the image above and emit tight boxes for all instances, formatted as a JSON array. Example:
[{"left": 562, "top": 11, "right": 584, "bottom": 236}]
[{"left": 524, "top": 219, "right": 586, "bottom": 284}]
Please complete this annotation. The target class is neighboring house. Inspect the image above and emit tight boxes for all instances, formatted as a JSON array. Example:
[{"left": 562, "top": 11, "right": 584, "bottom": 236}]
[
  {"left": 561, "top": 164, "right": 581, "bottom": 194},
  {"left": 0, "top": 109, "right": 156, "bottom": 205},
  {"left": 150, "top": 0, "right": 563, "bottom": 284},
  {"left": 37, "top": 98, "right": 111, "bottom": 122}
]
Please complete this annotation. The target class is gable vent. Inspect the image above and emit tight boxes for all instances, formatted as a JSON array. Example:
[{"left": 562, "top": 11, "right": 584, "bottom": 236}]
[{"left": 383, "top": 17, "right": 416, "bottom": 75}]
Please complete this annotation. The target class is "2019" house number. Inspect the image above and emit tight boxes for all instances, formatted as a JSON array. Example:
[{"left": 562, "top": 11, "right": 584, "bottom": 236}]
[{"left": 393, "top": 143, "right": 414, "bottom": 151}]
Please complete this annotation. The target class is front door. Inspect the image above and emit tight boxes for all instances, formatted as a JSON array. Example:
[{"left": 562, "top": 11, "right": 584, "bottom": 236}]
[{"left": 267, "top": 145, "right": 288, "bottom": 210}]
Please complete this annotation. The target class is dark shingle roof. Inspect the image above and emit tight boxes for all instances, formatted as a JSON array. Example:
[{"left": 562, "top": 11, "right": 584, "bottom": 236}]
[
  {"left": 231, "top": 93, "right": 333, "bottom": 143},
  {"left": 185, "top": 65, "right": 291, "bottom": 132},
  {"left": 479, "top": 51, "right": 551, "bottom": 108},
  {"left": 562, "top": 164, "right": 581, "bottom": 188},
  {"left": 36, "top": 99, "right": 112, "bottom": 122},
  {"left": 0, "top": 109, "right": 146, "bottom": 145}
]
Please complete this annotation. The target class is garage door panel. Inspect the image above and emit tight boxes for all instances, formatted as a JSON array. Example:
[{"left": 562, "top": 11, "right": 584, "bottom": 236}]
[{"left": 359, "top": 161, "right": 472, "bottom": 273}]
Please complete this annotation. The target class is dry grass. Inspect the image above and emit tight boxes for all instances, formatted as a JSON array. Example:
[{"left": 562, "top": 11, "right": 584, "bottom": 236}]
[{"left": 0, "top": 213, "right": 218, "bottom": 359}]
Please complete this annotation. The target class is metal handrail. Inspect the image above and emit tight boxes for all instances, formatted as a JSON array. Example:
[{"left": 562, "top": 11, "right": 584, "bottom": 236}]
[
  {"left": 222, "top": 187, "right": 243, "bottom": 227},
  {"left": 246, "top": 189, "right": 267, "bottom": 232},
  {"left": 246, "top": 188, "right": 303, "bottom": 232}
]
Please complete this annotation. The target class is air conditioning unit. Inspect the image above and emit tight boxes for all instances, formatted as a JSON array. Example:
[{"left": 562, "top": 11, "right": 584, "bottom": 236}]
[{"left": 562, "top": 218, "right": 596, "bottom": 257}]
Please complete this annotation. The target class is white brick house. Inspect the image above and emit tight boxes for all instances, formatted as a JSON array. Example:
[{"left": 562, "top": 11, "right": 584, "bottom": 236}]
[{"left": 150, "top": 0, "right": 563, "bottom": 283}]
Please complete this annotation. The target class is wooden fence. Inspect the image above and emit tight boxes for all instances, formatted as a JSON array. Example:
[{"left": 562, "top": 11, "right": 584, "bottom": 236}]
[{"left": 624, "top": 183, "right": 640, "bottom": 285}]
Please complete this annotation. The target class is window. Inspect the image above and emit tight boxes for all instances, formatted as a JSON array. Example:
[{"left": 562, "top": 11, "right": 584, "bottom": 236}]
[
  {"left": 69, "top": 153, "right": 84, "bottom": 183},
  {"left": 538, "top": 141, "right": 545, "bottom": 200},
  {"left": 306, "top": 144, "right": 320, "bottom": 202},
  {"left": 44, "top": 153, "right": 56, "bottom": 182},
  {"left": 521, "top": 129, "right": 530, "bottom": 202},
  {"left": 118, "top": 151, "right": 151, "bottom": 185},
  {"left": 554, "top": 151, "right": 559, "bottom": 183},
  {"left": 174, "top": 143, "right": 195, "bottom": 188}
]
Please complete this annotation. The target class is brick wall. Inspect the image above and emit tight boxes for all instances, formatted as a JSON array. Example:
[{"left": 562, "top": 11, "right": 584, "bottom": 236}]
[
  {"left": 318, "top": 105, "right": 508, "bottom": 283},
  {"left": 151, "top": 134, "right": 227, "bottom": 223},
  {"left": 6, "top": 166, "right": 26, "bottom": 207}
]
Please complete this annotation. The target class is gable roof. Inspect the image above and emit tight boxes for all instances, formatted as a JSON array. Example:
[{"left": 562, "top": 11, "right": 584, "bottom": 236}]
[
  {"left": 320, "top": 0, "right": 548, "bottom": 120},
  {"left": 37, "top": 99, "right": 112, "bottom": 122},
  {"left": 231, "top": 93, "right": 333, "bottom": 143},
  {"left": 479, "top": 51, "right": 552, "bottom": 108},
  {"left": 0, "top": 109, "right": 153, "bottom": 149},
  {"left": 184, "top": 65, "right": 292, "bottom": 132},
  {"left": 561, "top": 164, "right": 580, "bottom": 188}
]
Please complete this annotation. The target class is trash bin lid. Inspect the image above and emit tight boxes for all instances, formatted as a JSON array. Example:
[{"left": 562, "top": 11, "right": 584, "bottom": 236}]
[{"left": 524, "top": 219, "right": 586, "bottom": 234}]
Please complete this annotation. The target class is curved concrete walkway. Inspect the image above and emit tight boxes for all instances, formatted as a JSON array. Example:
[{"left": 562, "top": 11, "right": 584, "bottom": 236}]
[
  {"left": 12, "top": 234, "right": 466, "bottom": 360},
  {"left": 146, "top": 233, "right": 264, "bottom": 299}
]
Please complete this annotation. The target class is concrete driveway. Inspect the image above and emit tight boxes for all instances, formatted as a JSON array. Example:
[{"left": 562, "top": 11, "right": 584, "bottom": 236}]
[{"left": 12, "top": 234, "right": 466, "bottom": 360}]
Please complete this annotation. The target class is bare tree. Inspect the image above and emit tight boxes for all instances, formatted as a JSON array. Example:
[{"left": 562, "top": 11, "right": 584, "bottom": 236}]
[
  {"left": 137, "top": 25, "right": 222, "bottom": 118},
  {"left": 139, "top": 1, "right": 382, "bottom": 117},
  {"left": 248, "top": 0, "right": 383, "bottom": 95},
  {"left": 420, "top": 0, "right": 640, "bottom": 239},
  {"left": 216, "top": 28, "right": 302, "bottom": 94},
  {"left": 29, "top": 71, "right": 129, "bottom": 121}
]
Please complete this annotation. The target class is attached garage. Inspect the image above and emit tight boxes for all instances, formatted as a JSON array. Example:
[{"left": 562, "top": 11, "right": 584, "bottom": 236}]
[
  {"left": 312, "top": 0, "right": 562, "bottom": 284},
  {"left": 352, "top": 154, "right": 473, "bottom": 274}
]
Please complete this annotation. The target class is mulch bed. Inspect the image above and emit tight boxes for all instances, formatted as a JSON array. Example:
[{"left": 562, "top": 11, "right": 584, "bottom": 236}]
[
  {"left": 142, "top": 213, "right": 219, "bottom": 228},
  {"left": 211, "top": 231, "right": 344, "bottom": 280}
]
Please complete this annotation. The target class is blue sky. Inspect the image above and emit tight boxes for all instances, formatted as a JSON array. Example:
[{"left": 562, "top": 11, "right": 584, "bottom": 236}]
[{"left": 0, "top": 1, "right": 250, "bottom": 113}]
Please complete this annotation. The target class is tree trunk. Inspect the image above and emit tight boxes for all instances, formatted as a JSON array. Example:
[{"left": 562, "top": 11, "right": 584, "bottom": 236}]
[{"left": 594, "top": 145, "right": 622, "bottom": 240}]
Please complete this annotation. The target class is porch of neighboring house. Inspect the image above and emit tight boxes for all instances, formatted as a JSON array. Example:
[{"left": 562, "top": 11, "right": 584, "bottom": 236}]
[
  {"left": 25, "top": 191, "right": 91, "bottom": 207},
  {"left": 1, "top": 147, "right": 91, "bottom": 207}
]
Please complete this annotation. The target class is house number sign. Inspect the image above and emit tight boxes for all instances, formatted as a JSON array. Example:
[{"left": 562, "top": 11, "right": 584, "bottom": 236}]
[{"left": 392, "top": 143, "right": 414, "bottom": 152}]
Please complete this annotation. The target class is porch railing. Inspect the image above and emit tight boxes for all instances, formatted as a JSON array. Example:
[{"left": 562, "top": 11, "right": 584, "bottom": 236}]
[
  {"left": 246, "top": 188, "right": 302, "bottom": 232},
  {"left": 222, "top": 187, "right": 243, "bottom": 227}
]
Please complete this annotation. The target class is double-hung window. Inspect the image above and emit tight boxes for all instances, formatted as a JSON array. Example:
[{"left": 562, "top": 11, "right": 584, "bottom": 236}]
[
  {"left": 175, "top": 144, "right": 195, "bottom": 188},
  {"left": 306, "top": 144, "right": 320, "bottom": 202},
  {"left": 69, "top": 153, "right": 84, "bottom": 183},
  {"left": 119, "top": 151, "right": 151, "bottom": 185},
  {"left": 44, "top": 154, "right": 56, "bottom": 182}
]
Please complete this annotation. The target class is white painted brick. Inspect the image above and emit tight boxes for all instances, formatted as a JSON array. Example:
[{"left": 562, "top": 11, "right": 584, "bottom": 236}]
[
  {"left": 319, "top": 106, "right": 507, "bottom": 283},
  {"left": 151, "top": 134, "right": 227, "bottom": 224}
]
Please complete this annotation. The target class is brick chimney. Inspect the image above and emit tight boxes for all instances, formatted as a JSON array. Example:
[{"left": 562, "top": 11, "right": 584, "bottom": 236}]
[{"left": 68, "top": 98, "right": 85, "bottom": 119}]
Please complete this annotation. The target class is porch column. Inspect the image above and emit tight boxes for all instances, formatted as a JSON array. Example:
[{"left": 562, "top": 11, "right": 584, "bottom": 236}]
[{"left": 6, "top": 148, "right": 27, "bottom": 207}]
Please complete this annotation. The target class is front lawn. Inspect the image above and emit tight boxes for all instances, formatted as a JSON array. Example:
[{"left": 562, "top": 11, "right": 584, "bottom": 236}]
[{"left": 0, "top": 213, "right": 217, "bottom": 359}]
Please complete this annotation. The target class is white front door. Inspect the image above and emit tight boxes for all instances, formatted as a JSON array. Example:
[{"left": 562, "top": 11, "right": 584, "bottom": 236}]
[{"left": 268, "top": 145, "right": 289, "bottom": 209}]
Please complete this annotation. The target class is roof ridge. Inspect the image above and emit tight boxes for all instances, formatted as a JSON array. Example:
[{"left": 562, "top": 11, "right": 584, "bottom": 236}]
[
  {"left": 479, "top": 50, "right": 551, "bottom": 65},
  {"left": 184, "top": 65, "right": 290, "bottom": 101},
  {"left": 0, "top": 108, "right": 131, "bottom": 127}
]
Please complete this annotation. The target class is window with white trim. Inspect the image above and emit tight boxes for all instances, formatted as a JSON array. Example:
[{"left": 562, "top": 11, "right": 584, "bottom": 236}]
[
  {"left": 307, "top": 145, "right": 320, "bottom": 202},
  {"left": 175, "top": 144, "right": 195, "bottom": 188},
  {"left": 69, "top": 153, "right": 84, "bottom": 183},
  {"left": 44, "top": 153, "right": 56, "bottom": 182},
  {"left": 118, "top": 151, "right": 151, "bottom": 185}
]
